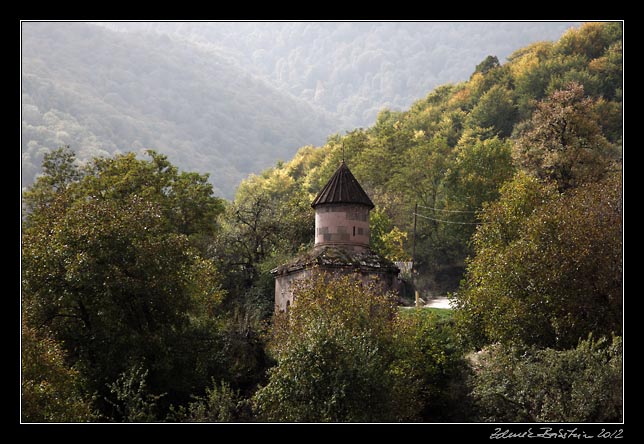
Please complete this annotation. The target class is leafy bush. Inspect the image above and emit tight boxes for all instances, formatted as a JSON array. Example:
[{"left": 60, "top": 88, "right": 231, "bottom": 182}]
[
  {"left": 453, "top": 172, "right": 622, "bottom": 349},
  {"left": 105, "top": 365, "right": 165, "bottom": 422},
  {"left": 253, "top": 273, "right": 472, "bottom": 422},
  {"left": 21, "top": 320, "right": 96, "bottom": 422},
  {"left": 397, "top": 308, "right": 474, "bottom": 421},
  {"left": 252, "top": 273, "right": 422, "bottom": 422},
  {"left": 167, "top": 379, "right": 250, "bottom": 422},
  {"left": 470, "top": 335, "right": 622, "bottom": 422}
]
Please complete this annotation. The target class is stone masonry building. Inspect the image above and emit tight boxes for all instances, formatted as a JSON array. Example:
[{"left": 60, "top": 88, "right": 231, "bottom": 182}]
[{"left": 272, "top": 161, "right": 400, "bottom": 311}]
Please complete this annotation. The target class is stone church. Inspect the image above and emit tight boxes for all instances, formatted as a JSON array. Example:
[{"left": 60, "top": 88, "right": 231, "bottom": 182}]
[{"left": 272, "top": 160, "right": 401, "bottom": 311}]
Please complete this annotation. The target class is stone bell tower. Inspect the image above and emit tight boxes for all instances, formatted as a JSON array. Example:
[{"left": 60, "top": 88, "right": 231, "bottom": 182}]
[
  {"left": 272, "top": 160, "right": 400, "bottom": 312},
  {"left": 312, "top": 160, "right": 374, "bottom": 252}
]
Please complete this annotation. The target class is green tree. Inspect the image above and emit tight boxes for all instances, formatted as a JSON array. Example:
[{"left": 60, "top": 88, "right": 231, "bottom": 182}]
[
  {"left": 508, "top": 41, "right": 556, "bottom": 118},
  {"left": 396, "top": 309, "right": 474, "bottom": 422},
  {"left": 354, "top": 110, "right": 414, "bottom": 191},
  {"left": 513, "top": 82, "right": 619, "bottom": 191},
  {"left": 473, "top": 55, "right": 500, "bottom": 75},
  {"left": 391, "top": 135, "right": 450, "bottom": 209},
  {"left": 22, "top": 193, "right": 223, "bottom": 410},
  {"left": 447, "top": 135, "right": 515, "bottom": 213},
  {"left": 22, "top": 145, "right": 82, "bottom": 225},
  {"left": 588, "top": 40, "right": 622, "bottom": 100},
  {"left": 453, "top": 173, "right": 622, "bottom": 349},
  {"left": 253, "top": 273, "right": 421, "bottom": 422},
  {"left": 370, "top": 207, "right": 409, "bottom": 262},
  {"left": 471, "top": 335, "right": 623, "bottom": 422},
  {"left": 387, "top": 136, "right": 454, "bottom": 289},
  {"left": 22, "top": 149, "right": 227, "bottom": 417},
  {"left": 405, "top": 134, "right": 514, "bottom": 293},
  {"left": 79, "top": 150, "right": 225, "bottom": 242},
  {"left": 466, "top": 85, "right": 517, "bottom": 138}
]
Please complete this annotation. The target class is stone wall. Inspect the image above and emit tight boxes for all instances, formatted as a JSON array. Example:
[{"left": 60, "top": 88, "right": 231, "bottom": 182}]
[
  {"left": 274, "top": 266, "right": 401, "bottom": 312},
  {"left": 314, "top": 204, "right": 370, "bottom": 250}
]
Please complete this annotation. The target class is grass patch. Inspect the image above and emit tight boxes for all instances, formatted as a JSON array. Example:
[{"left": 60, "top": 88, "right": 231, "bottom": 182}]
[{"left": 399, "top": 306, "right": 453, "bottom": 323}]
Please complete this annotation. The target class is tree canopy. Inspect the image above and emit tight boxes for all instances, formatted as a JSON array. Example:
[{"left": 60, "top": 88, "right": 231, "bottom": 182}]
[
  {"left": 252, "top": 273, "right": 467, "bottom": 422},
  {"left": 453, "top": 172, "right": 622, "bottom": 350},
  {"left": 22, "top": 147, "right": 234, "bottom": 419}
]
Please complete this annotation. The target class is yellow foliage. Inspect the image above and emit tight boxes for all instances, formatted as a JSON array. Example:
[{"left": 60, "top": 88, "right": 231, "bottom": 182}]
[
  {"left": 508, "top": 40, "right": 553, "bottom": 63},
  {"left": 447, "top": 85, "right": 471, "bottom": 108},
  {"left": 264, "top": 168, "right": 295, "bottom": 194},
  {"left": 468, "top": 71, "right": 484, "bottom": 88},
  {"left": 413, "top": 129, "right": 426, "bottom": 140},
  {"left": 381, "top": 226, "right": 410, "bottom": 262},
  {"left": 588, "top": 56, "right": 608, "bottom": 73},
  {"left": 509, "top": 50, "right": 540, "bottom": 80}
]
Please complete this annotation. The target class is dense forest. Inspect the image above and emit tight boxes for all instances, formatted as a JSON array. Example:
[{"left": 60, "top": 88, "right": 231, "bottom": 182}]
[{"left": 21, "top": 22, "right": 622, "bottom": 424}]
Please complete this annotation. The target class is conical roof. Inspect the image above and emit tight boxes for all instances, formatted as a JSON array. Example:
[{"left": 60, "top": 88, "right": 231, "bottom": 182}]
[{"left": 311, "top": 161, "right": 374, "bottom": 209}]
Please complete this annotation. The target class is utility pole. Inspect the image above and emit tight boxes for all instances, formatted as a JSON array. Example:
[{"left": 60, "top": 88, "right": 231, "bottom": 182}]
[{"left": 412, "top": 203, "right": 419, "bottom": 308}]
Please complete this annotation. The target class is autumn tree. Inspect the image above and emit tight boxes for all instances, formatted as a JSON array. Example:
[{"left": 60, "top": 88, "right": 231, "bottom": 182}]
[
  {"left": 453, "top": 172, "right": 622, "bottom": 350},
  {"left": 471, "top": 336, "right": 622, "bottom": 422},
  {"left": 513, "top": 82, "right": 619, "bottom": 191},
  {"left": 253, "top": 273, "right": 422, "bottom": 422},
  {"left": 22, "top": 148, "right": 228, "bottom": 418},
  {"left": 21, "top": 319, "right": 96, "bottom": 422}
]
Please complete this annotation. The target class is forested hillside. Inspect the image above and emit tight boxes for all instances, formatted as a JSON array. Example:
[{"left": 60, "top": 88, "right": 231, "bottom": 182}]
[
  {"left": 232, "top": 21, "right": 623, "bottom": 295},
  {"left": 21, "top": 22, "right": 340, "bottom": 198},
  {"left": 21, "top": 22, "right": 622, "bottom": 424},
  {"left": 100, "top": 22, "right": 581, "bottom": 128}
]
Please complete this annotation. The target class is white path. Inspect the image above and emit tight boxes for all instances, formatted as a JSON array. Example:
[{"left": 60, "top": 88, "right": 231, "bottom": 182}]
[{"left": 423, "top": 296, "right": 452, "bottom": 309}]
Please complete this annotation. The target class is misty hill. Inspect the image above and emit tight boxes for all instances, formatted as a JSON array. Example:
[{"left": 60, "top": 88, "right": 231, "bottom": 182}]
[
  {"left": 99, "top": 22, "right": 582, "bottom": 128},
  {"left": 21, "top": 22, "right": 341, "bottom": 198}
]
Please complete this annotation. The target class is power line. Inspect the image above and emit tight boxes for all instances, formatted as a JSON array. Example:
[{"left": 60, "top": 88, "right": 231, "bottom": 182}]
[
  {"left": 416, "top": 204, "right": 478, "bottom": 214},
  {"left": 414, "top": 212, "right": 482, "bottom": 225}
]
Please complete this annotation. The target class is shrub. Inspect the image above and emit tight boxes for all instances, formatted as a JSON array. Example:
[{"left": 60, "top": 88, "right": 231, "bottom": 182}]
[{"left": 470, "top": 335, "right": 623, "bottom": 422}]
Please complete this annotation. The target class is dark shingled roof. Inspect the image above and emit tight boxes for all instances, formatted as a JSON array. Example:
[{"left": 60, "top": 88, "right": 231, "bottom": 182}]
[
  {"left": 311, "top": 161, "right": 375, "bottom": 209},
  {"left": 271, "top": 245, "right": 400, "bottom": 276}
]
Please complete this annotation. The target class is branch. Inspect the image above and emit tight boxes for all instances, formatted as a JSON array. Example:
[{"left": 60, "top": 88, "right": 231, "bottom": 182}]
[
  {"left": 490, "top": 392, "right": 537, "bottom": 422},
  {"left": 39, "top": 311, "right": 84, "bottom": 329}
]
